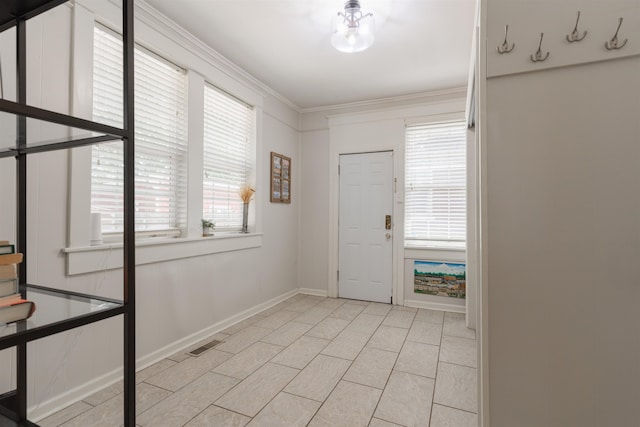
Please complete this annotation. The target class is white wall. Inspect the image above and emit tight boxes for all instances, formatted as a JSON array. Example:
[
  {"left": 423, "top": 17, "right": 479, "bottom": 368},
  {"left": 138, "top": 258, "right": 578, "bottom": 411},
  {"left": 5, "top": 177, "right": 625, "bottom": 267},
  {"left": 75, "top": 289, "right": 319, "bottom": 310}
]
[
  {"left": 0, "top": 2, "right": 301, "bottom": 418},
  {"left": 481, "top": 1, "right": 640, "bottom": 425},
  {"left": 299, "top": 129, "right": 330, "bottom": 293}
]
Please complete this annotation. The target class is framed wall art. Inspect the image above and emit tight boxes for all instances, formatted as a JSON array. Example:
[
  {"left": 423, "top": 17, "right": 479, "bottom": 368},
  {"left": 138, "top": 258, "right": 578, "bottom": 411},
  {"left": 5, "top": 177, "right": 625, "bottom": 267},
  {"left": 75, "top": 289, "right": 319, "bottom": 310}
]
[
  {"left": 270, "top": 152, "right": 291, "bottom": 203},
  {"left": 413, "top": 260, "right": 466, "bottom": 299}
]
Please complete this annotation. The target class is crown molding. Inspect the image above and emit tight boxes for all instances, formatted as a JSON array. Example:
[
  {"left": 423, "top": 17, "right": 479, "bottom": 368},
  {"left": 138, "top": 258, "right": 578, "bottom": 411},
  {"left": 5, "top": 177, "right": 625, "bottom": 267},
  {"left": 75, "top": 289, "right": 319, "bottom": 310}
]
[{"left": 301, "top": 86, "right": 467, "bottom": 114}]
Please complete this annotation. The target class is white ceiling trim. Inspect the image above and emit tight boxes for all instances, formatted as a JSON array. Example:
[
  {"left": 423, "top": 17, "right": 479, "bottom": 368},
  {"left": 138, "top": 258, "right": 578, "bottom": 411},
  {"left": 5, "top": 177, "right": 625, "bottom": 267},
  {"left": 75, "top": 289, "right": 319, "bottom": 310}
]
[{"left": 302, "top": 86, "right": 467, "bottom": 114}]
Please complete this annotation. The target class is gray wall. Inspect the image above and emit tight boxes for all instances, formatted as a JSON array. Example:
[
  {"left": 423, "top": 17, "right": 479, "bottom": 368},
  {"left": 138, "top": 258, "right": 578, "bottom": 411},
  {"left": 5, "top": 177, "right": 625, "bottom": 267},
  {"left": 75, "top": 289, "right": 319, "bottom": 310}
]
[{"left": 483, "top": 5, "right": 640, "bottom": 423}]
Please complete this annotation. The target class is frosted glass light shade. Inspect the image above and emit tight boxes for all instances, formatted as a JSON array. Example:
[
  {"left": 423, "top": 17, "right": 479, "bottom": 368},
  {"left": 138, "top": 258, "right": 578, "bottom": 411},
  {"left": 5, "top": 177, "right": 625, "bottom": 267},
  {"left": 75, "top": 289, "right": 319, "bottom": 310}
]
[{"left": 331, "top": 8, "right": 375, "bottom": 53}]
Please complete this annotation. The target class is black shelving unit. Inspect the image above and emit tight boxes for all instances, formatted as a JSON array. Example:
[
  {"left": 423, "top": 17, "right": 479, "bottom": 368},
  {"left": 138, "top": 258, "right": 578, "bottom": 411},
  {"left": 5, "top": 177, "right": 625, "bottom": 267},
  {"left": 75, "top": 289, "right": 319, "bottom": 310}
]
[{"left": 0, "top": 1, "right": 136, "bottom": 425}]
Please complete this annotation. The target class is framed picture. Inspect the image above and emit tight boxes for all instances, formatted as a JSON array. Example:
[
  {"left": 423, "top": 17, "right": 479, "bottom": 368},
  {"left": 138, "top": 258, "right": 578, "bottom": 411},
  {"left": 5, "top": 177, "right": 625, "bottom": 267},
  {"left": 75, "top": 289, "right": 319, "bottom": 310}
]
[
  {"left": 270, "top": 152, "right": 291, "bottom": 203},
  {"left": 413, "top": 260, "right": 466, "bottom": 299}
]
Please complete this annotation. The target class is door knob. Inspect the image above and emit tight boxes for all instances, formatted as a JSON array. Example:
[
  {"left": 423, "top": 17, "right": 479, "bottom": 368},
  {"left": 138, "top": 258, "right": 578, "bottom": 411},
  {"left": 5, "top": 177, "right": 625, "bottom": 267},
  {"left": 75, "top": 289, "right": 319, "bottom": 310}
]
[{"left": 385, "top": 233, "right": 391, "bottom": 240}]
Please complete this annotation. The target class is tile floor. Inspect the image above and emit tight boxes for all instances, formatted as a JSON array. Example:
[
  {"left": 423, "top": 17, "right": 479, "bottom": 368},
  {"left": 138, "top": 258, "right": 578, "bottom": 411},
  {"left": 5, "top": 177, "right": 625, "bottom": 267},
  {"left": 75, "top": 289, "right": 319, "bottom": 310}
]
[{"left": 40, "top": 294, "right": 478, "bottom": 427}]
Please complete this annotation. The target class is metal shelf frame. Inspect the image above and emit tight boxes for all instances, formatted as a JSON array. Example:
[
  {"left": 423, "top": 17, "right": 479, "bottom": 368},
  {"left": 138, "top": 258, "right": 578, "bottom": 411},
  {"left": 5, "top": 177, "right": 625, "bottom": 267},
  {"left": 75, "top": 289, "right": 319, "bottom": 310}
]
[{"left": 0, "top": 0, "right": 136, "bottom": 425}]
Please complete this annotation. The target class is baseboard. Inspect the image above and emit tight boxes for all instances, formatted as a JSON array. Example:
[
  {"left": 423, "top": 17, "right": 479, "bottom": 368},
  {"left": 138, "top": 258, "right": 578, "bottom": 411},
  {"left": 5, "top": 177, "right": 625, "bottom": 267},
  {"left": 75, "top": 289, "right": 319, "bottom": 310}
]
[
  {"left": 134, "top": 288, "right": 299, "bottom": 370},
  {"left": 404, "top": 299, "right": 466, "bottom": 314},
  {"left": 30, "top": 287, "right": 300, "bottom": 422},
  {"left": 298, "top": 288, "right": 328, "bottom": 297},
  {"left": 29, "top": 367, "right": 121, "bottom": 421}
]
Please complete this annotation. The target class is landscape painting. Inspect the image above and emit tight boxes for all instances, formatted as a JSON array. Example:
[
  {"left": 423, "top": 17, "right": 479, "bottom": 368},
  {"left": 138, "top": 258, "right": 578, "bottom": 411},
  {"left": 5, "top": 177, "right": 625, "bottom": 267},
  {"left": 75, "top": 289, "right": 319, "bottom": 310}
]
[{"left": 414, "top": 260, "right": 466, "bottom": 299}]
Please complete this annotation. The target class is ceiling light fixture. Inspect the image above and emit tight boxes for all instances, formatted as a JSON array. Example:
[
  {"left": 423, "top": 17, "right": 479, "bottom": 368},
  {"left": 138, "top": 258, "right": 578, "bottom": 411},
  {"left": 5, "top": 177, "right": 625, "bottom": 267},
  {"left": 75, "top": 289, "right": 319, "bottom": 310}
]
[{"left": 331, "top": 0, "right": 375, "bottom": 53}]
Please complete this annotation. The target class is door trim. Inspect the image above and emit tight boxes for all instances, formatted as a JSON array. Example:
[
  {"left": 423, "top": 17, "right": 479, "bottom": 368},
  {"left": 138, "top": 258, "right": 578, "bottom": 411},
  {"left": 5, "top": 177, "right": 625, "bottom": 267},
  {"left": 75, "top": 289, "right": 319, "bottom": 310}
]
[
  {"left": 328, "top": 147, "right": 402, "bottom": 305},
  {"left": 338, "top": 152, "right": 394, "bottom": 303}
]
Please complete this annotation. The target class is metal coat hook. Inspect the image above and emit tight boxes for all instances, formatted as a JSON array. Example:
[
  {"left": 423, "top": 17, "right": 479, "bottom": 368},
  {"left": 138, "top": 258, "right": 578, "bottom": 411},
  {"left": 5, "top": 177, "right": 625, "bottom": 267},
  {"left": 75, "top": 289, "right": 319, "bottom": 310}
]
[
  {"left": 531, "top": 32, "right": 550, "bottom": 62},
  {"left": 497, "top": 25, "right": 515, "bottom": 54},
  {"left": 605, "top": 17, "right": 628, "bottom": 50},
  {"left": 566, "top": 11, "right": 587, "bottom": 42}
]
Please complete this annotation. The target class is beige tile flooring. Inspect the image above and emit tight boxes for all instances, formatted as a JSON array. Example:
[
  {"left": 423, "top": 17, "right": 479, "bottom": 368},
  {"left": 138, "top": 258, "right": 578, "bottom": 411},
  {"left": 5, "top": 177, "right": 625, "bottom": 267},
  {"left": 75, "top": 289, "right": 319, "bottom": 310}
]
[{"left": 40, "top": 294, "right": 478, "bottom": 427}]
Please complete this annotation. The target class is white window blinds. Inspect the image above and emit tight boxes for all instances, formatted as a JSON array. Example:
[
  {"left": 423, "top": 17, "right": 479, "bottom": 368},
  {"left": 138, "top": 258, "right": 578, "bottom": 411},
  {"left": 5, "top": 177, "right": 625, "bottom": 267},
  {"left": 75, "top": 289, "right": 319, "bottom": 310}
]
[
  {"left": 92, "top": 25, "right": 186, "bottom": 234},
  {"left": 405, "top": 121, "right": 466, "bottom": 247},
  {"left": 203, "top": 84, "right": 254, "bottom": 231}
]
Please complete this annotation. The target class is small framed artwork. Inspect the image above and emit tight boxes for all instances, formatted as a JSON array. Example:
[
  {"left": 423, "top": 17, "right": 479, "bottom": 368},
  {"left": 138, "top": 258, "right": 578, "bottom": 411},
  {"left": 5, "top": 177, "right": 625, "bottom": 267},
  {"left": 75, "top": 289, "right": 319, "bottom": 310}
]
[
  {"left": 270, "top": 152, "right": 291, "bottom": 203},
  {"left": 413, "top": 260, "right": 466, "bottom": 299}
]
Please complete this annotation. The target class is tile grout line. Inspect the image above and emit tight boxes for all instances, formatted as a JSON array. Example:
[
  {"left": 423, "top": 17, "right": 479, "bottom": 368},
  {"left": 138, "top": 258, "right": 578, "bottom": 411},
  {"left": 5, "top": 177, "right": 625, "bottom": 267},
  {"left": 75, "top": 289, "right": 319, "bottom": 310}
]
[
  {"left": 432, "top": 402, "right": 478, "bottom": 415},
  {"left": 429, "top": 310, "right": 448, "bottom": 427},
  {"left": 365, "top": 306, "right": 411, "bottom": 426}
]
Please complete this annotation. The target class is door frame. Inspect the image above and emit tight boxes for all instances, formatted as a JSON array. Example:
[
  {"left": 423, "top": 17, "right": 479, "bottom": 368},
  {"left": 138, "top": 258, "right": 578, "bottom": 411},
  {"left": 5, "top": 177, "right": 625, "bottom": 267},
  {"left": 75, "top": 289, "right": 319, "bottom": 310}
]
[{"left": 327, "top": 132, "right": 404, "bottom": 305}]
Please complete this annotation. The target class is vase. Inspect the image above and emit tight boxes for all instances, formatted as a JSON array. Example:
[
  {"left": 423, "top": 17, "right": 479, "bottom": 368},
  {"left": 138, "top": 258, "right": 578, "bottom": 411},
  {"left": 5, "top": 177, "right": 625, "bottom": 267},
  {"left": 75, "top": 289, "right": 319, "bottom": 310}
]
[{"left": 241, "top": 203, "right": 249, "bottom": 233}]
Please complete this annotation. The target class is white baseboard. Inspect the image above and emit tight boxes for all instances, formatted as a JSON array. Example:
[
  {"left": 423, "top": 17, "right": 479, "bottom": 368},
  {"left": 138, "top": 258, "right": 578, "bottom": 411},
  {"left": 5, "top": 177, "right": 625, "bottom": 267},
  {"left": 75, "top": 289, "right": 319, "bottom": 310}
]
[
  {"left": 404, "top": 299, "right": 466, "bottom": 314},
  {"left": 31, "top": 287, "right": 300, "bottom": 422},
  {"left": 134, "top": 288, "right": 299, "bottom": 370},
  {"left": 298, "top": 288, "right": 328, "bottom": 297},
  {"left": 29, "top": 368, "right": 122, "bottom": 422}
]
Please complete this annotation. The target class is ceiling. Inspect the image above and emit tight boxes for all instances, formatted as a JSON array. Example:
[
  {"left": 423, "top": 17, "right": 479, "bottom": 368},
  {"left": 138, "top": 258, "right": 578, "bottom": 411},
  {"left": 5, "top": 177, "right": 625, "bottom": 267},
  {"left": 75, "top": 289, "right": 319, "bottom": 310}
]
[{"left": 144, "top": 0, "right": 476, "bottom": 110}]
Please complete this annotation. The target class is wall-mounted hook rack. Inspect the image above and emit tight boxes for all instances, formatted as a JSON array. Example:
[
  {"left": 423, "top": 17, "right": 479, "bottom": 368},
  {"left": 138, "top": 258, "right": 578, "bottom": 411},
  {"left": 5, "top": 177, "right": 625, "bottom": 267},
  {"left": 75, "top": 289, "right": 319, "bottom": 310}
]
[
  {"left": 497, "top": 25, "right": 515, "bottom": 54},
  {"left": 567, "top": 11, "right": 587, "bottom": 42},
  {"left": 531, "top": 33, "right": 550, "bottom": 62},
  {"left": 605, "top": 17, "right": 628, "bottom": 50}
]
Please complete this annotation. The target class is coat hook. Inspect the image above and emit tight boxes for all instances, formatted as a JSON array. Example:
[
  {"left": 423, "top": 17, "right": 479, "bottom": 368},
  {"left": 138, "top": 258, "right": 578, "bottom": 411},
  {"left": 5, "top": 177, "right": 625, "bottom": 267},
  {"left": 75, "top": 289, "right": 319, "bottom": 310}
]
[
  {"left": 605, "top": 17, "right": 628, "bottom": 50},
  {"left": 531, "top": 32, "right": 550, "bottom": 62},
  {"left": 497, "top": 25, "right": 515, "bottom": 54},
  {"left": 566, "top": 11, "right": 587, "bottom": 42}
]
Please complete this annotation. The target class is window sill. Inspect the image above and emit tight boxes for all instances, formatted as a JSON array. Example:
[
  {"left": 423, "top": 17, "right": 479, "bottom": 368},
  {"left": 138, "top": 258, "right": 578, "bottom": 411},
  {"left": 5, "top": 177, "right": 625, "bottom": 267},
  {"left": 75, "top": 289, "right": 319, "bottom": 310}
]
[
  {"left": 404, "top": 245, "right": 465, "bottom": 261},
  {"left": 63, "top": 232, "right": 263, "bottom": 276}
]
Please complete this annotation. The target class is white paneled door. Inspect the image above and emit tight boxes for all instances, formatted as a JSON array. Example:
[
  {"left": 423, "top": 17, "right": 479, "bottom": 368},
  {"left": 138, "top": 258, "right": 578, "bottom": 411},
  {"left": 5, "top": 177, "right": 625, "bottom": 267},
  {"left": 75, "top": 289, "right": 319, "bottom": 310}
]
[{"left": 338, "top": 151, "right": 393, "bottom": 303}]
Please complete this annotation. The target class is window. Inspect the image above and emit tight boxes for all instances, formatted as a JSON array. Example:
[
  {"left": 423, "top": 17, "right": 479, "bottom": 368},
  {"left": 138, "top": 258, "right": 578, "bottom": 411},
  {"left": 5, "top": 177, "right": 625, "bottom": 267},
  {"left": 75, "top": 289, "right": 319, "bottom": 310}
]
[
  {"left": 405, "top": 120, "right": 466, "bottom": 248},
  {"left": 92, "top": 25, "right": 186, "bottom": 234},
  {"left": 202, "top": 84, "right": 254, "bottom": 231}
]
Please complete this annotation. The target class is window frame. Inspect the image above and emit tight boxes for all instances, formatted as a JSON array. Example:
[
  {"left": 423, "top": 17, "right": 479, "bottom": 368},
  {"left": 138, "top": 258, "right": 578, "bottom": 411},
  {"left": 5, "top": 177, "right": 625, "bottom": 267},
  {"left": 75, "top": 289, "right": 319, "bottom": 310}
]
[
  {"left": 91, "top": 24, "right": 188, "bottom": 238},
  {"left": 202, "top": 83, "right": 256, "bottom": 233},
  {"left": 404, "top": 119, "right": 467, "bottom": 250}
]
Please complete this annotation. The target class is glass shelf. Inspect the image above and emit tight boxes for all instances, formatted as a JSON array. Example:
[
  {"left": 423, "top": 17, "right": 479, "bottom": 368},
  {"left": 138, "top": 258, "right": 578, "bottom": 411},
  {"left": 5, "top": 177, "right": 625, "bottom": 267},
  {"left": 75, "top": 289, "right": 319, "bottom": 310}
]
[
  {"left": 0, "top": 100, "right": 126, "bottom": 157},
  {"left": 0, "top": 284, "right": 124, "bottom": 350}
]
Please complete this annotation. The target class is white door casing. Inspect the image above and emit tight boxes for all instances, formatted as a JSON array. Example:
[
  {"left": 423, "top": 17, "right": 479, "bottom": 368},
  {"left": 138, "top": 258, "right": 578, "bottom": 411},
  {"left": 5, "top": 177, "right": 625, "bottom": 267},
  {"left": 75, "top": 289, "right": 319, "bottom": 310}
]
[{"left": 338, "top": 151, "right": 394, "bottom": 303}]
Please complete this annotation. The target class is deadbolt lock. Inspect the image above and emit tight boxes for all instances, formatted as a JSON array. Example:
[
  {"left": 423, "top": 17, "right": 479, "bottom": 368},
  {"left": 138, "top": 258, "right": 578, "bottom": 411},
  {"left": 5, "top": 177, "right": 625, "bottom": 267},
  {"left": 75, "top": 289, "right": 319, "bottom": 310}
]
[{"left": 385, "top": 215, "right": 391, "bottom": 230}]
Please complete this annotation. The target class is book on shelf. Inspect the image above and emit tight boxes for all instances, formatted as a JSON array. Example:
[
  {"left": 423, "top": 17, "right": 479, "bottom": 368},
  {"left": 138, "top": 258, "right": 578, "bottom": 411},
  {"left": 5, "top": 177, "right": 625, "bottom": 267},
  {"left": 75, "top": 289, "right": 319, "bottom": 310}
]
[
  {"left": 0, "top": 253, "right": 23, "bottom": 265},
  {"left": 0, "top": 296, "right": 36, "bottom": 325},
  {"left": 0, "top": 278, "right": 18, "bottom": 298},
  {"left": 0, "top": 263, "right": 16, "bottom": 280},
  {"left": 0, "top": 244, "right": 14, "bottom": 255}
]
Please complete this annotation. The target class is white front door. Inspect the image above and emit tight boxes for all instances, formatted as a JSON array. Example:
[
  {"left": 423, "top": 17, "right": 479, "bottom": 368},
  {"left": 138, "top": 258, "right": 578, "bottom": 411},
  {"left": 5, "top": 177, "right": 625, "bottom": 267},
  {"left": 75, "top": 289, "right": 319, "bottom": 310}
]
[{"left": 338, "top": 151, "right": 393, "bottom": 303}]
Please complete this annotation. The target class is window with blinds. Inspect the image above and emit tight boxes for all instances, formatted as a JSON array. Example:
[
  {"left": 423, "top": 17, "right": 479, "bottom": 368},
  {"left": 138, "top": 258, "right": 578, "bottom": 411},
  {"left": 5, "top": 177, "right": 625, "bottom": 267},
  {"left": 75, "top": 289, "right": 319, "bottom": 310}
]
[
  {"left": 405, "top": 120, "right": 466, "bottom": 248},
  {"left": 203, "top": 84, "right": 254, "bottom": 231},
  {"left": 92, "top": 25, "right": 187, "bottom": 234}
]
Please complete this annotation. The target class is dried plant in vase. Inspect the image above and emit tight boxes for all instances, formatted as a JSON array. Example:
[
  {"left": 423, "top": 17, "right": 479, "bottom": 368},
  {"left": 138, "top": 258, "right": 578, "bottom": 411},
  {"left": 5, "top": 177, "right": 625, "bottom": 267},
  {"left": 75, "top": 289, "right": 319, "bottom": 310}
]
[
  {"left": 239, "top": 186, "right": 255, "bottom": 233},
  {"left": 239, "top": 186, "right": 255, "bottom": 203}
]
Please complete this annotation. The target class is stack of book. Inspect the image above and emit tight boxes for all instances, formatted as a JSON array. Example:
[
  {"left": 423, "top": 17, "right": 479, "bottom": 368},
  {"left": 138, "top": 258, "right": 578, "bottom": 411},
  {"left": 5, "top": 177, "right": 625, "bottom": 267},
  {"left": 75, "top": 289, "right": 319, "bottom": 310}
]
[{"left": 0, "top": 241, "right": 36, "bottom": 324}]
